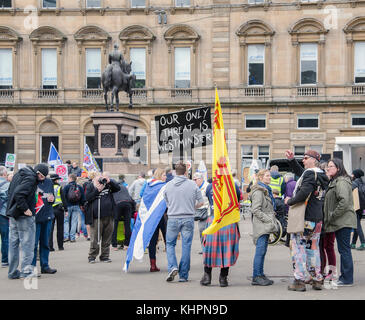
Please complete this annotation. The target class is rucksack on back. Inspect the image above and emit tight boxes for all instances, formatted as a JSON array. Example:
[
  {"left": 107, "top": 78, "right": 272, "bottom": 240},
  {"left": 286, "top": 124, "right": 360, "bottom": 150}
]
[
  {"left": 67, "top": 184, "right": 81, "bottom": 204},
  {"left": 358, "top": 183, "right": 365, "bottom": 210}
]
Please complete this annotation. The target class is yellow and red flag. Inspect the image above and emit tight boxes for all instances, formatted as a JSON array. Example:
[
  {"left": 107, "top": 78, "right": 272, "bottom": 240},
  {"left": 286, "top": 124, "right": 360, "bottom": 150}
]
[{"left": 202, "top": 88, "right": 240, "bottom": 235}]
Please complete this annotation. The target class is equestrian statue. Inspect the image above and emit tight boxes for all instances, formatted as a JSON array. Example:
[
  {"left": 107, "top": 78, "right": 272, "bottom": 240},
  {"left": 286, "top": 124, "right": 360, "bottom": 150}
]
[{"left": 102, "top": 43, "right": 136, "bottom": 111}]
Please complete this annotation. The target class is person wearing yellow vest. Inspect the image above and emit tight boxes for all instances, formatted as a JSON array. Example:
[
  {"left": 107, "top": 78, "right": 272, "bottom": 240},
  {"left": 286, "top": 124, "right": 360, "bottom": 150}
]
[
  {"left": 49, "top": 174, "right": 67, "bottom": 251},
  {"left": 269, "top": 165, "right": 286, "bottom": 197}
]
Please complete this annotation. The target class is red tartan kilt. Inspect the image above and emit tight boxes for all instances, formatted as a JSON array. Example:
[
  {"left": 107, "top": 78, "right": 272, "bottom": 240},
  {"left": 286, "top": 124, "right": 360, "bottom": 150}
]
[{"left": 202, "top": 215, "right": 240, "bottom": 268}]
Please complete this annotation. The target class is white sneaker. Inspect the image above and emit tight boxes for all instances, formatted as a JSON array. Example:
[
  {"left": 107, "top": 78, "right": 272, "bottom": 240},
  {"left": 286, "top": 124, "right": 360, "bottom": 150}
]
[
  {"left": 166, "top": 268, "right": 178, "bottom": 282},
  {"left": 333, "top": 280, "right": 353, "bottom": 287}
]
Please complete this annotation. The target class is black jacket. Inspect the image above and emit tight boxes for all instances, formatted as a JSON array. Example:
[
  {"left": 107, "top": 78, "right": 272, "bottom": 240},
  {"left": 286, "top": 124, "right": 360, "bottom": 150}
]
[
  {"left": 6, "top": 166, "right": 38, "bottom": 219},
  {"left": 35, "top": 178, "right": 55, "bottom": 223},
  {"left": 113, "top": 185, "right": 136, "bottom": 218},
  {"left": 84, "top": 179, "right": 120, "bottom": 225},
  {"left": 63, "top": 181, "right": 86, "bottom": 207},
  {"left": 287, "top": 159, "right": 329, "bottom": 222}
]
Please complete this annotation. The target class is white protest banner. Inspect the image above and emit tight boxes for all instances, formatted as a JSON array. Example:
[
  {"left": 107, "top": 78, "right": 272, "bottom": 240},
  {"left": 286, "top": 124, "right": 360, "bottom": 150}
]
[
  {"left": 5, "top": 153, "right": 16, "bottom": 168},
  {"left": 55, "top": 164, "right": 68, "bottom": 182}
]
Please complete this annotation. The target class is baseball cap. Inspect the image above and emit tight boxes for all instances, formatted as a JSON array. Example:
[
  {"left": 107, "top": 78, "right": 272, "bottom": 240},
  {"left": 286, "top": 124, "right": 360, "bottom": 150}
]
[{"left": 304, "top": 150, "right": 321, "bottom": 162}]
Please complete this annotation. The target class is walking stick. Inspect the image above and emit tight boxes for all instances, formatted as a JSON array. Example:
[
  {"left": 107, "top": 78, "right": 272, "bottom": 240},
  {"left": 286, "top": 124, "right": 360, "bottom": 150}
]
[{"left": 97, "top": 195, "right": 101, "bottom": 245}]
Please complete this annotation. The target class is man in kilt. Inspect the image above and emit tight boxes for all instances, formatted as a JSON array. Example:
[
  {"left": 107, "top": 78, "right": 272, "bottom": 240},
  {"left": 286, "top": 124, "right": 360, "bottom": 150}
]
[{"left": 200, "top": 180, "right": 241, "bottom": 287}]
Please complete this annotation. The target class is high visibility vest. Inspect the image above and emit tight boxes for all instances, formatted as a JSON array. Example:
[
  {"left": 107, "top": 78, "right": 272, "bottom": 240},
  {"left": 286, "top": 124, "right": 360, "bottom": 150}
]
[
  {"left": 52, "top": 185, "right": 62, "bottom": 207},
  {"left": 270, "top": 176, "right": 283, "bottom": 197}
]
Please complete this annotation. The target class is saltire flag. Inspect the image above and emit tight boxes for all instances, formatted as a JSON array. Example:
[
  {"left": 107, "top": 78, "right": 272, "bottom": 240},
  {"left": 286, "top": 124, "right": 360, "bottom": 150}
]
[
  {"left": 35, "top": 193, "right": 44, "bottom": 215},
  {"left": 47, "top": 142, "right": 62, "bottom": 167},
  {"left": 83, "top": 144, "right": 100, "bottom": 172},
  {"left": 123, "top": 181, "right": 167, "bottom": 272},
  {"left": 202, "top": 88, "right": 240, "bottom": 235}
]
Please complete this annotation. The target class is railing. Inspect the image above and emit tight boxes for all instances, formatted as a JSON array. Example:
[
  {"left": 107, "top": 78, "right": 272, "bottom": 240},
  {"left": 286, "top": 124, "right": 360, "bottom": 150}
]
[
  {"left": 82, "top": 89, "right": 103, "bottom": 99},
  {"left": 243, "top": 87, "right": 265, "bottom": 97},
  {"left": 132, "top": 88, "right": 147, "bottom": 99},
  {"left": 0, "top": 89, "right": 14, "bottom": 99},
  {"left": 38, "top": 89, "right": 58, "bottom": 99},
  {"left": 352, "top": 86, "right": 365, "bottom": 95},
  {"left": 297, "top": 87, "right": 318, "bottom": 96},
  {"left": 171, "top": 88, "right": 192, "bottom": 98}
]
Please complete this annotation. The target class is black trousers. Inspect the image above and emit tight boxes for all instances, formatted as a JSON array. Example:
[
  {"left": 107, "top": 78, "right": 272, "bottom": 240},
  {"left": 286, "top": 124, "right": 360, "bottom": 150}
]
[
  {"left": 49, "top": 205, "right": 65, "bottom": 250},
  {"left": 148, "top": 215, "right": 167, "bottom": 260},
  {"left": 112, "top": 202, "right": 132, "bottom": 247}
]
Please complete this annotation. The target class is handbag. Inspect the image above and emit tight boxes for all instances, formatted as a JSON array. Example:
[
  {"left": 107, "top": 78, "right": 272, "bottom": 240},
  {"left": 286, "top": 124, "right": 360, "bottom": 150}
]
[
  {"left": 194, "top": 207, "right": 208, "bottom": 221},
  {"left": 353, "top": 188, "right": 360, "bottom": 212},
  {"left": 287, "top": 171, "right": 317, "bottom": 234}
]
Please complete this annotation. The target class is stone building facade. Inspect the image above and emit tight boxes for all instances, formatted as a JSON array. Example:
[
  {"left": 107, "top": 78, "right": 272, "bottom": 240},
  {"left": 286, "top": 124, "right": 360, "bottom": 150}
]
[{"left": 0, "top": 0, "right": 365, "bottom": 177}]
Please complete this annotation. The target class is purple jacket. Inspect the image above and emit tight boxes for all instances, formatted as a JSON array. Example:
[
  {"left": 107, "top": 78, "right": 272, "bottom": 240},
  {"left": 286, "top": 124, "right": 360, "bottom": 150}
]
[{"left": 285, "top": 179, "right": 297, "bottom": 199}]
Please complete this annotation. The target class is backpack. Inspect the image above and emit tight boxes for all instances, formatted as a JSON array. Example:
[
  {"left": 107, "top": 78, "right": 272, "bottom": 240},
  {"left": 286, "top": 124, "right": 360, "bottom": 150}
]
[
  {"left": 358, "top": 183, "right": 365, "bottom": 210},
  {"left": 67, "top": 183, "right": 81, "bottom": 204}
]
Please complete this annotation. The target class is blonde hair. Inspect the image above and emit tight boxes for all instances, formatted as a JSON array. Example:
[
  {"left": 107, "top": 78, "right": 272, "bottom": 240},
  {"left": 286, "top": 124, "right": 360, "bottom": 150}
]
[
  {"left": 88, "top": 171, "right": 98, "bottom": 180},
  {"left": 256, "top": 169, "right": 270, "bottom": 183},
  {"left": 153, "top": 168, "right": 165, "bottom": 180}
]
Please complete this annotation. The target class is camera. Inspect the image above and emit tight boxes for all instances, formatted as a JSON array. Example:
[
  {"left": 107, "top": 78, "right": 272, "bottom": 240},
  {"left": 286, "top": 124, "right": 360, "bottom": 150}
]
[{"left": 98, "top": 178, "right": 108, "bottom": 185}]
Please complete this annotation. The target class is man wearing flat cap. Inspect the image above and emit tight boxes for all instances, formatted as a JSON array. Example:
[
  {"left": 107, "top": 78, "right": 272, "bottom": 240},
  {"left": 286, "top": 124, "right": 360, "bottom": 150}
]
[
  {"left": 284, "top": 149, "right": 329, "bottom": 292},
  {"left": 7, "top": 163, "right": 48, "bottom": 279}
]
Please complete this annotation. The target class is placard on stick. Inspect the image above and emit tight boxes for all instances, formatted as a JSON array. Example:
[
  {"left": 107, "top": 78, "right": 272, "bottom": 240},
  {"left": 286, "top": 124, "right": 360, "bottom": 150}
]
[{"left": 155, "top": 107, "right": 212, "bottom": 154}]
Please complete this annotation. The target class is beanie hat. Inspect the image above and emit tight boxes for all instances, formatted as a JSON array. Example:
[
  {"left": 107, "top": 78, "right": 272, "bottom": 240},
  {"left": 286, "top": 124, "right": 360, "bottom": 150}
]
[
  {"left": 34, "top": 163, "right": 49, "bottom": 177},
  {"left": 353, "top": 169, "right": 364, "bottom": 179},
  {"left": 304, "top": 149, "right": 321, "bottom": 162}
]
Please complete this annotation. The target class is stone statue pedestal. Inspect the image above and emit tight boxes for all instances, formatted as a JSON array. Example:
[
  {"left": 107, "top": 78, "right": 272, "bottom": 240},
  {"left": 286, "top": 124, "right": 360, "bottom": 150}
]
[{"left": 91, "top": 112, "right": 147, "bottom": 174}]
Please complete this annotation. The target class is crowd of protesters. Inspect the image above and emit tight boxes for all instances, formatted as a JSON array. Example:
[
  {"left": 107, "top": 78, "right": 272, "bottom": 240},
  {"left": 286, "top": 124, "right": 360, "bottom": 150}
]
[{"left": 0, "top": 150, "right": 364, "bottom": 292}]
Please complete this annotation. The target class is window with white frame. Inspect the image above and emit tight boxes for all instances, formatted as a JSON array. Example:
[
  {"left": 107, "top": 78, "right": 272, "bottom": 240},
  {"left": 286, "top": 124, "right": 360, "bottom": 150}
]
[
  {"left": 86, "top": 0, "right": 101, "bottom": 7},
  {"left": 241, "top": 145, "right": 254, "bottom": 168},
  {"left": 352, "top": 114, "right": 365, "bottom": 127},
  {"left": 245, "top": 114, "right": 266, "bottom": 129},
  {"left": 174, "top": 47, "right": 190, "bottom": 88},
  {"left": 0, "top": 0, "right": 12, "bottom": 7},
  {"left": 248, "top": 44, "right": 264, "bottom": 86},
  {"left": 300, "top": 43, "right": 317, "bottom": 85},
  {"left": 131, "top": 0, "right": 145, "bottom": 7},
  {"left": 86, "top": 48, "right": 101, "bottom": 89},
  {"left": 297, "top": 114, "right": 319, "bottom": 129},
  {"left": 354, "top": 42, "right": 365, "bottom": 84},
  {"left": 258, "top": 145, "right": 270, "bottom": 167},
  {"left": 130, "top": 48, "right": 146, "bottom": 88},
  {"left": 41, "top": 48, "right": 57, "bottom": 89},
  {"left": 294, "top": 145, "right": 305, "bottom": 156},
  {"left": 0, "top": 49, "right": 12, "bottom": 89},
  {"left": 43, "top": 0, "right": 56, "bottom": 8},
  {"left": 175, "top": 0, "right": 190, "bottom": 6}
]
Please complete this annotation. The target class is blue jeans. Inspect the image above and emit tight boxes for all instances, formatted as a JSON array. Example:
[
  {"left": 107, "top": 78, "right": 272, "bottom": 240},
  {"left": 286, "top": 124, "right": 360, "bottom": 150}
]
[
  {"left": 166, "top": 217, "right": 194, "bottom": 280},
  {"left": 64, "top": 206, "right": 81, "bottom": 241},
  {"left": 253, "top": 234, "right": 269, "bottom": 278},
  {"left": 79, "top": 210, "right": 88, "bottom": 236},
  {"left": 8, "top": 216, "right": 36, "bottom": 278},
  {"left": 335, "top": 227, "right": 354, "bottom": 284},
  {"left": 0, "top": 215, "right": 9, "bottom": 264},
  {"left": 32, "top": 220, "right": 52, "bottom": 270}
]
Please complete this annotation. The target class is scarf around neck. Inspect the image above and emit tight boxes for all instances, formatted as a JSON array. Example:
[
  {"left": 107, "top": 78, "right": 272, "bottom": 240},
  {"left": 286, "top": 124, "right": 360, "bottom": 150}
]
[{"left": 258, "top": 181, "right": 276, "bottom": 211}]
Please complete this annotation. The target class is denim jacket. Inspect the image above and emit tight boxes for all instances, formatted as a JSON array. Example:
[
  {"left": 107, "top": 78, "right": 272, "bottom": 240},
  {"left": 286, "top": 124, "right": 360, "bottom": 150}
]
[{"left": 0, "top": 177, "right": 10, "bottom": 217}]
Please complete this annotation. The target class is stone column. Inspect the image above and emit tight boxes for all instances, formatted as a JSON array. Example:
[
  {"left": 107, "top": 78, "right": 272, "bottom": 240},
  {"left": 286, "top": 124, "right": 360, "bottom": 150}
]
[
  {"left": 116, "top": 124, "right": 123, "bottom": 155},
  {"left": 93, "top": 124, "right": 100, "bottom": 156}
]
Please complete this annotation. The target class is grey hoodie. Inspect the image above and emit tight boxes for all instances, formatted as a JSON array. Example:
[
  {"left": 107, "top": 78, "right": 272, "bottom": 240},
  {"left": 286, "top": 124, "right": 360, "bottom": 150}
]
[{"left": 164, "top": 175, "right": 204, "bottom": 219}]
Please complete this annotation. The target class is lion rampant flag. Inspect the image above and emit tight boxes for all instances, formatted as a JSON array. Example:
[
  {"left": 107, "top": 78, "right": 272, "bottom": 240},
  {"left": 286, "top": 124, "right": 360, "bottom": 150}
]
[{"left": 202, "top": 88, "right": 240, "bottom": 235}]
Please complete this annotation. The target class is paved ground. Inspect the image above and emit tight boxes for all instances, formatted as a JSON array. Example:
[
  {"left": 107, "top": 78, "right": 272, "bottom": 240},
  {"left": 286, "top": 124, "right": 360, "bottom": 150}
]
[{"left": 1, "top": 216, "right": 365, "bottom": 300}]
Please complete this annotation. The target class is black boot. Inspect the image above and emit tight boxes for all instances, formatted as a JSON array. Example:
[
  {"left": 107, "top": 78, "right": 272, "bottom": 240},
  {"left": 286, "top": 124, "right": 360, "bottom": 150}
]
[
  {"left": 200, "top": 272, "right": 211, "bottom": 286},
  {"left": 219, "top": 267, "right": 229, "bottom": 287}
]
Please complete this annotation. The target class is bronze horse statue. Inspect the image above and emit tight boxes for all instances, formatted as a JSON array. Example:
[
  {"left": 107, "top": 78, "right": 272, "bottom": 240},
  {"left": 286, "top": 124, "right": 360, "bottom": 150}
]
[{"left": 101, "top": 44, "right": 136, "bottom": 111}]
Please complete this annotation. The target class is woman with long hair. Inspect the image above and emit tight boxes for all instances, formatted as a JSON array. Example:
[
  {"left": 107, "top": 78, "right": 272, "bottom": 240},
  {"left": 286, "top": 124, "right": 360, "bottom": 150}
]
[{"left": 324, "top": 158, "right": 357, "bottom": 286}]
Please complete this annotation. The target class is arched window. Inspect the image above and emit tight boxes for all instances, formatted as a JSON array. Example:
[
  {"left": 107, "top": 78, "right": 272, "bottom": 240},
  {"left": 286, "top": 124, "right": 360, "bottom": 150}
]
[
  {"left": 288, "top": 18, "right": 328, "bottom": 95},
  {"left": 119, "top": 25, "right": 156, "bottom": 93},
  {"left": 74, "top": 25, "right": 111, "bottom": 96},
  {"left": 344, "top": 17, "right": 365, "bottom": 91},
  {"left": 164, "top": 24, "right": 200, "bottom": 97},
  {"left": 236, "top": 20, "right": 275, "bottom": 96},
  {"left": 29, "top": 26, "right": 67, "bottom": 97},
  {"left": 38, "top": 120, "right": 60, "bottom": 163}
]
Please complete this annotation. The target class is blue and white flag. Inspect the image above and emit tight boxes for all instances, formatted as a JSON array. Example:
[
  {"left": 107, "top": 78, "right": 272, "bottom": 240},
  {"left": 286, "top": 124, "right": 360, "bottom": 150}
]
[
  {"left": 123, "top": 181, "right": 167, "bottom": 272},
  {"left": 47, "top": 142, "right": 62, "bottom": 167}
]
